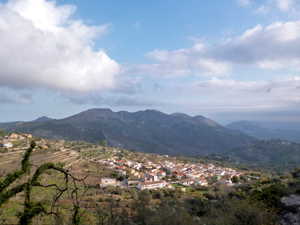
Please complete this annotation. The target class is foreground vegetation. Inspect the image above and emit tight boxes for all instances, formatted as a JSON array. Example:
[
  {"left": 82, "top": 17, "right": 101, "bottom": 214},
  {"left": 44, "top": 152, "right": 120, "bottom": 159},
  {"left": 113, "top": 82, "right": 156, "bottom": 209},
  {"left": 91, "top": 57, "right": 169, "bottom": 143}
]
[{"left": 1, "top": 137, "right": 300, "bottom": 224}]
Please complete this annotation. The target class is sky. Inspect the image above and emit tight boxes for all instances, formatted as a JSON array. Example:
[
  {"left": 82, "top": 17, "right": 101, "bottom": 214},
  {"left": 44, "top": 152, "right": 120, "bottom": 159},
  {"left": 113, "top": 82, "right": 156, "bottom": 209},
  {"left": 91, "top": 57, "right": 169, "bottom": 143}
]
[{"left": 0, "top": 0, "right": 300, "bottom": 128}]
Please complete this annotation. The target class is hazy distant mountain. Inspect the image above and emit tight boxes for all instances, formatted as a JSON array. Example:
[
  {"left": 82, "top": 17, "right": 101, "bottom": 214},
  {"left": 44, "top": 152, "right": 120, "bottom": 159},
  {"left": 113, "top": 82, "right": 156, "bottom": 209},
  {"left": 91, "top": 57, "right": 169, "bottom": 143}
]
[
  {"left": 4, "top": 108, "right": 255, "bottom": 156},
  {"left": 226, "top": 120, "right": 266, "bottom": 132},
  {"left": 0, "top": 121, "right": 22, "bottom": 130},
  {"left": 0, "top": 116, "right": 53, "bottom": 130},
  {"left": 223, "top": 139, "right": 300, "bottom": 169},
  {"left": 226, "top": 120, "right": 300, "bottom": 143}
]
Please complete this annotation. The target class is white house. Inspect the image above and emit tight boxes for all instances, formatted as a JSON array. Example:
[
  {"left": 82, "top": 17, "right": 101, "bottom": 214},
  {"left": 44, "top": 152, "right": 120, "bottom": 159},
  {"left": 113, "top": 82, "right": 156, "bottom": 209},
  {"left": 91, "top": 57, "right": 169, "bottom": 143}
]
[
  {"left": 179, "top": 179, "right": 195, "bottom": 186},
  {"left": 144, "top": 173, "right": 159, "bottom": 182},
  {"left": 100, "top": 178, "right": 120, "bottom": 187},
  {"left": 137, "top": 180, "right": 172, "bottom": 190},
  {"left": 106, "top": 161, "right": 115, "bottom": 166},
  {"left": 194, "top": 178, "right": 208, "bottom": 186},
  {"left": 157, "top": 170, "right": 166, "bottom": 177},
  {"left": 1, "top": 141, "right": 13, "bottom": 148},
  {"left": 133, "top": 164, "right": 141, "bottom": 170}
]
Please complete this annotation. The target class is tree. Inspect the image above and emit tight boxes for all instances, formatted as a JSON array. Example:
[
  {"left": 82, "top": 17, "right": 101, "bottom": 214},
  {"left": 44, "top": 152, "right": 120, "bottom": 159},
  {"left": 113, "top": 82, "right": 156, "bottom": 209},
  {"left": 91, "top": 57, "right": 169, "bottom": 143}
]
[
  {"left": 291, "top": 166, "right": 300, "bottom": 178},
  {"left": 0, "top": 141, "right": 89, "bottom": 225},
  {"left": 0, "top": 130, "right": 6, "bottom": 137},
  {"left": 131, "top": 191, "right": 152, "bottom": 225},
  {"left": 239, "top": 175, "right": 247, "bottom": 183},
  {"left": 251, "top": 184, "right": 286, "bottom": 207},
  {"left": 101, "top": 140, "right": 107, "bottom": 148},
  {"left": 95, "top": 140, "right": 99, "bottom": 145},
  {"left": 211, "top": 176, "right": 218, "bottom": 183},
  {"left": 231, "top": 175, "right": 240, "bottom": 183},
  {"left": 113, "top": 173, "right": 120, "bottom": 178},
  {"left": 166, "top": 168, "right": 172, "bottom": 175}
]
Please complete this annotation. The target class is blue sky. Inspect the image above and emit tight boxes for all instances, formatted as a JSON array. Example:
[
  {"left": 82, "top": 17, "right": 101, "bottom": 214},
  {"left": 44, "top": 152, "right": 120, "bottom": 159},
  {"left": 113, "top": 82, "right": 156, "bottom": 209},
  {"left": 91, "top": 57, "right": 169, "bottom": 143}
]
[{"left": 0, "top": 0, "right": 300, "bottom": 128}]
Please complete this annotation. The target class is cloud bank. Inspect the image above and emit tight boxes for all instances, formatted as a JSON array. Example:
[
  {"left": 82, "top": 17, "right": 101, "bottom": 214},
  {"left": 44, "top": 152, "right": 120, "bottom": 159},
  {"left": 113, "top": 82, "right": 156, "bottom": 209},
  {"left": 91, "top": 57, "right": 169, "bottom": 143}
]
[
  {"left": 175, "top": 76, "right": 300, "bottom": 111},
  {"left": 126, "top": 19, "right": 300, "bottom": 78},
  {"left": 0, "top": 0, "right": 121, "bottom": 95}
]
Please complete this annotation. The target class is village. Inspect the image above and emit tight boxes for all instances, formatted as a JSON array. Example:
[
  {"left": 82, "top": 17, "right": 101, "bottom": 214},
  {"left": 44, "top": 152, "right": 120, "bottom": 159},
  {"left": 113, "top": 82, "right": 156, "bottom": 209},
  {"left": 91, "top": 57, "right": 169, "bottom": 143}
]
[
  {"left": 98, "top": 154, "right": 244, "bottom": 191},
  {"left": 0, "top": 132, "right": 251, "bottom": 192}
]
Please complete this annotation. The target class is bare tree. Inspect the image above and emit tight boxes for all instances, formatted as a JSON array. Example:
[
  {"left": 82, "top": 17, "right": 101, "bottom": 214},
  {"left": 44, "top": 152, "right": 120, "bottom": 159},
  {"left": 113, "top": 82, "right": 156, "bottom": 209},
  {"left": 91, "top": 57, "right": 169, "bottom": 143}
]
[{"left": 0, "top": 141, "right": 90, "bottom": 225}]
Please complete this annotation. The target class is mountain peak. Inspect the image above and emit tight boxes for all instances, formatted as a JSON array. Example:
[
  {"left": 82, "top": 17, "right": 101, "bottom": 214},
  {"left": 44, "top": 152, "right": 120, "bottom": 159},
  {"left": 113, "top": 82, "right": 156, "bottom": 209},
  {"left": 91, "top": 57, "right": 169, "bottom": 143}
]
[{"left": 31, "top": 116, "right": 53, "bottom": 123}]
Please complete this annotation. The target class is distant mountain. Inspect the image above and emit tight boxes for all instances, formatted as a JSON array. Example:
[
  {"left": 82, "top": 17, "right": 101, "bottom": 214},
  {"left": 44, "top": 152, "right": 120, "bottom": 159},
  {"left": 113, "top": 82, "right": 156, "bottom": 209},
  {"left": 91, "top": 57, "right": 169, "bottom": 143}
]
[
  {"left": 4, "top": 108, "right": 255, "bottom": 156},
  {"left": 31, "top": 116, "right": 53, "bottom": 123},
  {"left": 0, "top": 116, "right": 53, "bottom": 130},
  {"left": 223, "top": 139, "right": 300, "bottom": 169},
  {"left": 0, "top": 121, "right": 22, "bottom": 130},
  {"left": 226, "top": 120, "right": 300, "bottom": 143},
  {"left": 226, "top": 120, "right": 266, "bottom": 132}
]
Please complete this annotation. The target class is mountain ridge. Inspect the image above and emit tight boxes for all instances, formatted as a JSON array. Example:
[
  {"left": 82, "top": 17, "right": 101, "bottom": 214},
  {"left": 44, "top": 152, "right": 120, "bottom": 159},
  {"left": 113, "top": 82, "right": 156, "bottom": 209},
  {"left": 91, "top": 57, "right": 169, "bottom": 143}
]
[{"left": 4, "top": 108, "right": 255, "bottom": 156}]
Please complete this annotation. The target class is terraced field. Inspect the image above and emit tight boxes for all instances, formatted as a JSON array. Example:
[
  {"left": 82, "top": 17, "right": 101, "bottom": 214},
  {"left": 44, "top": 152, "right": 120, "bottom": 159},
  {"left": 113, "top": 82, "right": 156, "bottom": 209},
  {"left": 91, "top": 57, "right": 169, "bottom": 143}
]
[{"left": 0, "top": 149, "right": 78, "bottom": 173}]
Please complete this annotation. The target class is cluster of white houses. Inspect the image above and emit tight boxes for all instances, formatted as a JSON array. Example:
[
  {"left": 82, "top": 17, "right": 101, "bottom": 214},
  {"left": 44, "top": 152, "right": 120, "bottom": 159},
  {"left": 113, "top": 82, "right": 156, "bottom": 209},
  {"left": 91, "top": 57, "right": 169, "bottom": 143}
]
[
  {"left": 0, "top": 133, "right": 52, "bottom": 151},
  {"left": 99, "top": 156, "right": 242, "bottom": 190},
  {"left": 0, "top": 133, "right": 32, "bottom": 148}
]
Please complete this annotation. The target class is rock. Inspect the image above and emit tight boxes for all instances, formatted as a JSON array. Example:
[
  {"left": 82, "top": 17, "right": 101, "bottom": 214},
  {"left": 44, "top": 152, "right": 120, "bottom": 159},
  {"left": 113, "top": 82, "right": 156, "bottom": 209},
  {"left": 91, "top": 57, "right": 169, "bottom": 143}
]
[
  {"left": 280, "top": 212, "right": 300, "bottom": 225},
  {"left": 280, "top": 194, "right": 300, "bottom": 225},
  {"left": 281, "top": 194, "right": 300, "bottom": 206}
]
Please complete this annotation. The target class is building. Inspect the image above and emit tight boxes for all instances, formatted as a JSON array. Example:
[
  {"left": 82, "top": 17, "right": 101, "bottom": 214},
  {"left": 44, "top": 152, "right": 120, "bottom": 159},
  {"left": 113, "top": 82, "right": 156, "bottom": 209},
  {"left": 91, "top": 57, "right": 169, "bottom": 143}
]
[
  {"left": 157, "top": 170, "right": 166, "bottom": 177},
  {"left": 39, "top": 144, "right": 48, "bottom": 150},
  {"left": 179, "top": 179, "right": 195, "bottom": 186},
  {"left": 0, "top": 141, "right": 13, "bottom": 148},
  {"left": 194, "top": 178, "right": 208, "bottom": 186},
  {"left": 144, "top": 173, "right": 159, "bottom": 182},
  {"left": 8, "top": 133, "right": 19, "bottom": 140},
  {"left": 137, "top": 180, "right": 172, "bottom": 190},
  {"left": 118, "top": 170, "right": 126, "bottom": 176},
  {"left": 8, "top": 133, "right": 25, "bottom": 140},
  {"left": 22, "top": 134, "right": 32, "bottom": 139},
  {"left": 100, "top": 178, "right": 120, "bottom": 187}
]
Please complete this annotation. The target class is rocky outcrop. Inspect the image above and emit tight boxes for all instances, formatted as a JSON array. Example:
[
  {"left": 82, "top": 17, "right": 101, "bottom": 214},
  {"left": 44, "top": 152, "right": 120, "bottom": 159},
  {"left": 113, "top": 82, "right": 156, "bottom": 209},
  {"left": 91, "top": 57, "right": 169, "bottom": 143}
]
[
  {"left": 280, "top": 194, "right": 300, "bottom": 225},
  {"left": 281, "top": 195, "right": 300, "bottom": 206}
]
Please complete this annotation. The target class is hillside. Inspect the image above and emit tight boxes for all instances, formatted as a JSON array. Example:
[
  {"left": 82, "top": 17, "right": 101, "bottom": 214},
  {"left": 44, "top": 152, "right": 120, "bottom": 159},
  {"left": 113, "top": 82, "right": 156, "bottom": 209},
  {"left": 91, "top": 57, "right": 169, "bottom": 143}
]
[
  {"left": 223, "top": 139, "right": 300, "bottom": 170},
  {"left": 226, "top": 120, "right": 300, "bottom": 143},
  {"left": 4, "top": 108, "right": 255, "bottom": 156}
]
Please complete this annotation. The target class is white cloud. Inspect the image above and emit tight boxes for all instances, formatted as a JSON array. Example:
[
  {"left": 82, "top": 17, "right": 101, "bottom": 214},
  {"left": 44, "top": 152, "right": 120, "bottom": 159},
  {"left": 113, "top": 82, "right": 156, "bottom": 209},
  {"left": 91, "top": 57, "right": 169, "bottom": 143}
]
[
  {"left": 275, "top": 0, "right": 294, "bottom": 11},
  {"left": 123, "top": 43, "right": 231, "bottom": 78},
  {"left": 214, "top": 20, "right": 300, "bottom": 70},
  {"left": 253, "top": 5, "right": 270, "bottom": 14},
  {"left": 236, "top": 0, "right": 251, "bottom": 6},
  {"left": 0, "top": 0, "right": 121, "bottom": 95},
  {"left": 125, "top": 19, "right": 300, "bottom": 78}
]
